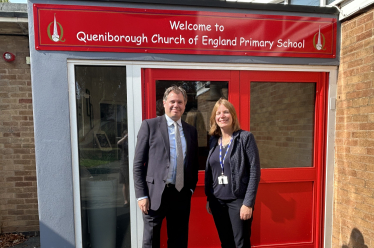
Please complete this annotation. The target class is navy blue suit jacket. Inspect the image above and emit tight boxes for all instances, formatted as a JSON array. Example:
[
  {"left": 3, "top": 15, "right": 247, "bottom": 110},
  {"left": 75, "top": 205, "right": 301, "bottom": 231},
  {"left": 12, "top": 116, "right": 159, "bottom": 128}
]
[{"left": 133, "top": 115, "right": 199, "bottom": 210}]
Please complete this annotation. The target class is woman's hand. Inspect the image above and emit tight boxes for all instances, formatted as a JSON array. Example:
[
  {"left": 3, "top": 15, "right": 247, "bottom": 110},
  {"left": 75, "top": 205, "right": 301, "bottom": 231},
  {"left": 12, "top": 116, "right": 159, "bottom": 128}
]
[
  {"left": 240, "top": 205, "right": 253, "bottom": 220},
  {"left": 206, "top": 201, "right": 212, "bottom": 215}
]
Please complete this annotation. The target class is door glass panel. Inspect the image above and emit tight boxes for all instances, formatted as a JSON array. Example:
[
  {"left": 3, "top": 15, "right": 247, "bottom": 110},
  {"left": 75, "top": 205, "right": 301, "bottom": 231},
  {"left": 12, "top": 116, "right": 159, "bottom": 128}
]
[
  {"left": 250, "top": 82, "right": 316, "bottom": 168},
  {"left": 155, "top": 81, "right": 228, "bottom": 170},
  {"left": 75, "top": 66, "right": 131, "bottom": 248}
]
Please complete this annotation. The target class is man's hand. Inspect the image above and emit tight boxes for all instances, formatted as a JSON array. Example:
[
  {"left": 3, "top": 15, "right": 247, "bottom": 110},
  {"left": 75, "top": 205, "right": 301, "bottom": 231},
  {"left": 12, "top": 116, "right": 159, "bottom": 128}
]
[
  {"left": 138, "top": 198, "right": 149, "bottom": 214},
  {"left": 206, "top": 201, "right": 212, "bottom": 215},
  {"left": 240, "top": 205, "right": 252, "bottom": 220}
]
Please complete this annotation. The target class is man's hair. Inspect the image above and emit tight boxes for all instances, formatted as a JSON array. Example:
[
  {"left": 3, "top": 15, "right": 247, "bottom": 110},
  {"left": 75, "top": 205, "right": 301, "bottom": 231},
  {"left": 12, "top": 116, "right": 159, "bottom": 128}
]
[
  {"left": 163, "top": 85, "right": 188, "bottom": 104},
  {"left": 209, "top": 98, "right": 241, "bottom": 136}
]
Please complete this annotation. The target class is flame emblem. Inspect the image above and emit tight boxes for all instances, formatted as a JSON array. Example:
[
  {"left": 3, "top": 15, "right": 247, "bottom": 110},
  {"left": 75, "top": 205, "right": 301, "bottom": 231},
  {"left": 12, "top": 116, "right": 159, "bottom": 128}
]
[
  {"left": 47, "top": 14, "right": 65, "bottom": 42},
  {"left": 313, "top": 26, "right": 325, "bottom": 51}
]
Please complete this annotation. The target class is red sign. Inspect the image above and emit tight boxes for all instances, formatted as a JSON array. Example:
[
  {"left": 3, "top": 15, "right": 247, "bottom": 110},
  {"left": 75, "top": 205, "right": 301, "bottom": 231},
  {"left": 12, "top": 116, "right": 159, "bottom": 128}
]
[{"left": 34, "top": 4, "right": 337, "bottom": 58}]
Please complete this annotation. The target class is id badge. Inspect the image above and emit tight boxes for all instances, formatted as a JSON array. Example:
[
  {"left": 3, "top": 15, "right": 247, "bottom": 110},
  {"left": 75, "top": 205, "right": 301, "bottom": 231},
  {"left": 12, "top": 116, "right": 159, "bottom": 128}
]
[{"left": 218, "top": 175, "right": 228, "bottom": 185}]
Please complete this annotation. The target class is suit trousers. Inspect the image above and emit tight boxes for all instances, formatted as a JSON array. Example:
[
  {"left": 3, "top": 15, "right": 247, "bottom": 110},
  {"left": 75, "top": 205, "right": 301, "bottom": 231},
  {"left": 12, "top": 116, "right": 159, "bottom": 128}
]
[
  {"left": 209, "top": 197, "right": 253, "bottom": 248},
  {"left": 142, "top": 185, "right": 192, "bottom": 248}
]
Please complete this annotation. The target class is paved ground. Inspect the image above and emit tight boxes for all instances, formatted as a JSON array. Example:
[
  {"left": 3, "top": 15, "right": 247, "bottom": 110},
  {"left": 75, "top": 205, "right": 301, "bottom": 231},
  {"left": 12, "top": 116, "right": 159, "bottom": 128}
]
[{"left": 11, "top": 236, "right": 40, "bottom": 248}]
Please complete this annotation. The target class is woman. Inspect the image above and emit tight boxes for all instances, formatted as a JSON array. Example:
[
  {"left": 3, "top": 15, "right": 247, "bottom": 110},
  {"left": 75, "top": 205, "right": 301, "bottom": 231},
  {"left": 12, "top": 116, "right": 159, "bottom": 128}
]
[{"left": 205, "top": 98, "right": 261, "bottom": 248}]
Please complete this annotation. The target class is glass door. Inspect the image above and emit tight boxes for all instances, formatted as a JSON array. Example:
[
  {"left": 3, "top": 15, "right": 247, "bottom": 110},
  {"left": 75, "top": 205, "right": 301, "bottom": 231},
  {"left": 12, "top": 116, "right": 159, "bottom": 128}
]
[
  {"left": 240, "top": 71, "right": 328, "bottom": 248},
  {"left": 75, "top": 65, "right": 131, "bottom": 248},
  {"left": 142, "top": 69, "right": 328, "bottom": 248}
]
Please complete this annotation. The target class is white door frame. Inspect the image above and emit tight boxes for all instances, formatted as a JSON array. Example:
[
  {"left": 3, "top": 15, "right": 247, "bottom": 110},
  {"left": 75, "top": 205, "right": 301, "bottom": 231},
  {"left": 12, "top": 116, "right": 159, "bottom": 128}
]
[{"left": 67, "top": 60, "right": 337, "bottom": 248}]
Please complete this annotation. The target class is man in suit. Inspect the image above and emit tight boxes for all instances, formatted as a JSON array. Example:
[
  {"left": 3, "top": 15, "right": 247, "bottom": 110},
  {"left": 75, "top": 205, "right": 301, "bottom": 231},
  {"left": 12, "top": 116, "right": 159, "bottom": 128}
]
[{"left": 133, "top": 85, "right": 199, "bottom": 248}]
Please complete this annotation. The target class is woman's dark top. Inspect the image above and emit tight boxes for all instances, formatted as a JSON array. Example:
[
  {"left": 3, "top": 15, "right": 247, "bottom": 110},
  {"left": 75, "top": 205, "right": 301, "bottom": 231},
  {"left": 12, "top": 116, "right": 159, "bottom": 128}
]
[
  {"left": 205, "top": 130, "right": 261, "bottom": 207},
  {"left": 208, "top": 143, "right": 236, "bottom": 200}
]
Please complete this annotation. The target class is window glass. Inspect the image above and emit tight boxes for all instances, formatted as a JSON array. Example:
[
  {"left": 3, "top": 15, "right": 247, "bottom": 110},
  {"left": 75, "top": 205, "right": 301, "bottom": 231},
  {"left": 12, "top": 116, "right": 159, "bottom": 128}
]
[
  {"left": 289, "top": 0, "right": 320, "bottom": 6},
  {"left": 250, "top": 82, "right": 316, "bottom": 168},
  {"left": 75, "top": 66, "right": 131, "bottom": 248}
]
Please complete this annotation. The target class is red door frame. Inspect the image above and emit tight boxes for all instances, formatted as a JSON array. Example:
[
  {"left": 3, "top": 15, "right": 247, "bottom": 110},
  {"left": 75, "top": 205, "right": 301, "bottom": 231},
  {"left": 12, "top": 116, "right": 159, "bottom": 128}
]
[
  {"left": 239, "top": 71, "right": 328, "bottom": 248},
  {"left": 141, "top": 68, "right": 328, "bottom": 248}
]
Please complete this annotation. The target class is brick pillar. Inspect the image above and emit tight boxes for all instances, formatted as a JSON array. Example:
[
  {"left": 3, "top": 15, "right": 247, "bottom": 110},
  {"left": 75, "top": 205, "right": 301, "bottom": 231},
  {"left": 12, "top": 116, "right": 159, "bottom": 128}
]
[
  {"left": 0, "top": 35, "right": 39, "bottom": 233},
  {"left": 333, "top": 7, "right": 374, "bottom": 248}
]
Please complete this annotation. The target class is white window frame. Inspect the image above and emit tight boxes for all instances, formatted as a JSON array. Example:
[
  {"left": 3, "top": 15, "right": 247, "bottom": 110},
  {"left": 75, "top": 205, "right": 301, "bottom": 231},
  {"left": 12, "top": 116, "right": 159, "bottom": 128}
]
[{"left": 68, "top": 60, "right": 338, "bottom": 248}]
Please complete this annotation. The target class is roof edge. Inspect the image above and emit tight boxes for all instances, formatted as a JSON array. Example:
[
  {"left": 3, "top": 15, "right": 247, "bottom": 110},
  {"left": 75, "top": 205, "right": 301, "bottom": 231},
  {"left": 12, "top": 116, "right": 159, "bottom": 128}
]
[{"left": 80, "top": 0, "right": 340, "bottom": 15}]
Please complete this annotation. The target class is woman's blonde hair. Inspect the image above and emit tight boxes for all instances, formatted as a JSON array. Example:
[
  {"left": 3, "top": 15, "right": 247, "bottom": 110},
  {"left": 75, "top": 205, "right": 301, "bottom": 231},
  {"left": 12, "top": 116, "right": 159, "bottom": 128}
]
[{"left": 209, "top": 98, "right": 241, "bottom": 136}]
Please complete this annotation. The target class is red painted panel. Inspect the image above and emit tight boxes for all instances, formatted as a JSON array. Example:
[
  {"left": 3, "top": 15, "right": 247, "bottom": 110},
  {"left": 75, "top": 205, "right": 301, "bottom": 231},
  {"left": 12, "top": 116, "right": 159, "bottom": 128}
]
[
  {"left": 33, "top": 4, "right": 337, "bottom": 58},
  {"left": 189, "top": 187, "right": 221, "bottom": 248},
  {"left": 252, "top": 182, "right": 314, "bottom": 246},
  {"left": 142, "top": 69, "right": 328, "bottom": 248}
]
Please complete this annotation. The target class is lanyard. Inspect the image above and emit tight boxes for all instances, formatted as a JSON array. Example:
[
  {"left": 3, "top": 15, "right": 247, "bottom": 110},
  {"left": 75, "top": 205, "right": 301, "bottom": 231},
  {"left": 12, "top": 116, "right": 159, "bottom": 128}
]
[{"left": 219, "top": 137, "right": 233, "bottom": 175}]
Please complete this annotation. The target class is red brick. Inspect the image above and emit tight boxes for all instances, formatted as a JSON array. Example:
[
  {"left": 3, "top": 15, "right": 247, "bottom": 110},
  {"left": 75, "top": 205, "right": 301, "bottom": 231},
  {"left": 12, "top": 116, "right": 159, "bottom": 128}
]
[
  {"left": 342, "top": 68, "right": 358, "bottom": 78},
  {"left": 25, "top": 221, "right": 39, "bottom": 226},
  {"left": 24, "top": 199, "right": 38, "bottom": 204},
  {"left": 357, "top": 12, "right": 373, "bottom": 26},
  {"left": 6, "top": 177, "right": 23, "bottom": 182},
  {"left": 18, "top": 99, "right": 32, "bottom": 104},
  {"left": 16, "top": 205, "right": 34, "bottom": 210},
  {"left": 0, "top": 33, "right": 36, "bottom": 238},
  {"left": 355, "top": 81, "right": 372, "bottom": 90},
  {"left": 6, "top": 199, "right": 24, "bottom": 204},
  {"left": 14, "top": 171, "right": 32, "bottom": 176},
  {"left": 363, "top": 53, "right": 374, "bottom": 64},
  {"left": 3, "top": 133, "right": 21, "bottom": 137},
  {"left": 11, "top": 116, "right": 28, "bottom": 121},
  {"left": 7, "top": 210, "right": 25, "bottom": 215},
  {"left": 16, "top": 215, "right": 36, "bottom": 221},
  {"left": 16, "top": 74, "right": 30, "bottom": 80},
  {"left": 352, "top": 115, "right": 368, "bottom": 122},
  {"left": 6, "top": 188, "right": 23, "bottom": 194},
  {"left": 360, "top": 123, "right": 374, "bottom": 130},
  {"left": 18, "top": 111, "right": 33, "bottom": 115},
  {"left": 15, "top": 193, "right": 33, "bottom": 199},
  {"left": 342, "top": 20, "right": 357, "bottom": 32},
  {"left": 356, "top": 30, "right": 373, "bottom": 42},
  {"left": 9, "top": 81, "right": 27, "bottom": 86},
  {"left": 14, "top": 182, "right": 32, "bottom": 187},
  {"left": 359, "top": 139, "right": 374, "bottom": 147},
  {"left": 337, "top": 13, "right": 374, "bottom": 240},
  {"left": 0, "top": 75, "right": 17, "bottom": 80},
  {"left": 350, "top": 147, "right": 367, "bottom": 155},
  {"left": 23, "top": 187, "right": 37, "bottom": 193},
  {"left": 347, "top": 59, "right": 364, "bottom": 69},
  {"left": 24, "top": 176, "right": 36, "bottom": 181},
  {"left": 364, "top": 21, "right": 373, "bottom": 30}
]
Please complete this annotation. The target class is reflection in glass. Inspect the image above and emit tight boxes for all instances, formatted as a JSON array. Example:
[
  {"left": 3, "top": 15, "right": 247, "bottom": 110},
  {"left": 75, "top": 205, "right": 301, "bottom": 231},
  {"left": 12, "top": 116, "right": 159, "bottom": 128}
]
[
  {"left": 75, "top": 66, "right": 130, "bottom": 248},
  {"left": 250, "top": 82, "right": 316, "bottom": 169},
  {"left": 156, "top": 81, "right": 228, "bottom": 170}
]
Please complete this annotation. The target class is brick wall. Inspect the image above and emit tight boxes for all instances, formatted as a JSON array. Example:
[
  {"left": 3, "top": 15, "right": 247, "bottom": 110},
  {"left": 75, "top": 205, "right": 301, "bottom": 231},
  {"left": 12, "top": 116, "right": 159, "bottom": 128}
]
[
  {"left": 0, "top": 35, "right": 39, "bottom": 233},
  {"left": 333, "top": 7, "right": 374, "bottom": 248}
]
